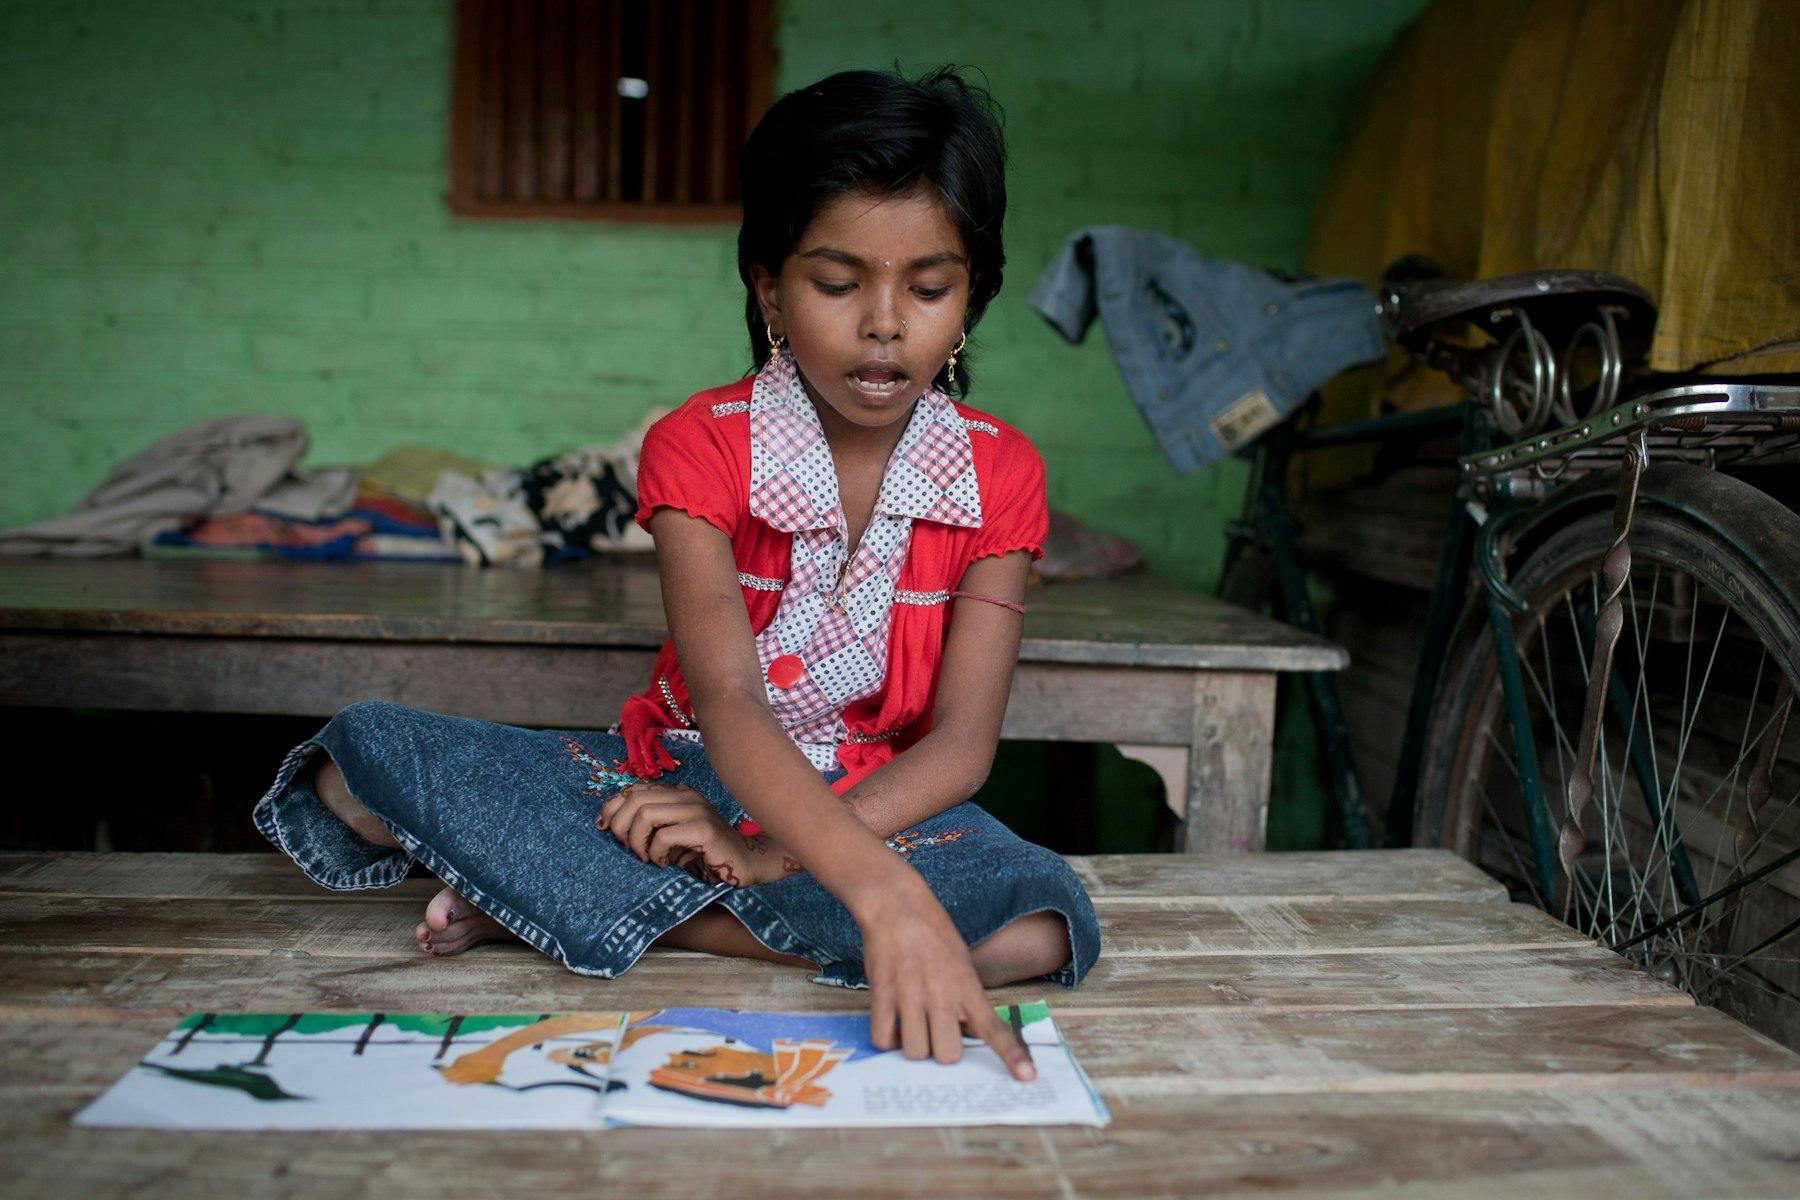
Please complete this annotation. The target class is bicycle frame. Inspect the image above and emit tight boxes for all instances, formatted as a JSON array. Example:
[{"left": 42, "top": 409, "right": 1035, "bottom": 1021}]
[{"left": 1222, "top": 401, "right": 1473, "bottom": 852}]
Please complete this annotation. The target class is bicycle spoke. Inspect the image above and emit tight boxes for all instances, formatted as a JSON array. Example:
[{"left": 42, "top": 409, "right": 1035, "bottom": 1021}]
[
  {"left": 1544, "top": 584, "right": 1649, "bottom": 940},
  {"left": 1622, "top": 566, "right": 1682, "bottom": 920},
  {"left": 1650, "top": 945, "right": 1798, "bottom": 1011},
  {"left": 1710, "top": 917, "right": 1800, "bottom": 977},
  {"left": 1724, "top": 649, "right": 1771, "bottom": 867},
  {"left": 1682, "top": 652, "right": 1780, "bottom": 954},
  {"left": 1733, "top": 784, "right": 1800, "bottom": 867},
  {"left": 1537, "top": 610, "right": 1574, "bottom": 822},
  {"left": 1692, "top": 638, "right": 1754, "bottom": 902},
  {"left": 1477, "top": 728, "right": 1547, "bottom": 908},
  {"left": 1514, "top": 633, "right": 1602, "bottom": 927},
  {"left": 1690, "top": 780, "right": 1800, "bottom": 954},
  {"left": 1565, "top": 577, "right": 1631, "bottom": 938},
  {"left": 1675, "top": 589, "right": 1732, "bottom": 895}
]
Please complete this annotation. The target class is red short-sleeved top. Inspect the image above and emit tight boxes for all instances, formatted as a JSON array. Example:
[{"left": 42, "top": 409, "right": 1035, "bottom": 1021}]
[{"left": 618, "top": 355, "right": 1048, "bottom": 797}]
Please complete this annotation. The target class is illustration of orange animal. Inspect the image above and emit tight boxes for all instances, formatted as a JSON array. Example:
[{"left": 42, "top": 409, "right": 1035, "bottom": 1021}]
[
  {"left": 648, "top": 1038, "right": 850, "bottom": 1108},
  {"left": 439, "top": 1012, "right": 673, "bottom": 1085}
]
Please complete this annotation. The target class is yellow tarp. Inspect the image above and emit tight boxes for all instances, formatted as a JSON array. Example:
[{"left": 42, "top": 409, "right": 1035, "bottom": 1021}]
[{"left": 1309, "top": 0, "right": 1800, "bottom": 418}]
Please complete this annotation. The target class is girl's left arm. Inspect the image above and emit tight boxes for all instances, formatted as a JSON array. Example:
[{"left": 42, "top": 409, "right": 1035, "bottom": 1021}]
[{"left": 839, "top": 549, "right": 1032, "bottom": 837}]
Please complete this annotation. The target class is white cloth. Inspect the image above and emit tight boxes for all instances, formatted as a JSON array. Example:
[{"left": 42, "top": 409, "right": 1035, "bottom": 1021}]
[{"left": 0, "top": 415, "right": 352, "bottom": 557}]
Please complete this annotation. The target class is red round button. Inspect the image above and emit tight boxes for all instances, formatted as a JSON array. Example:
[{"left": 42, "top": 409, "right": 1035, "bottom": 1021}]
[
  {"left": 736, "top": 818, "right": 763, "bottom": 837},
  {"left": 768, "top": 654, "right": 805, "bottom": 689}
]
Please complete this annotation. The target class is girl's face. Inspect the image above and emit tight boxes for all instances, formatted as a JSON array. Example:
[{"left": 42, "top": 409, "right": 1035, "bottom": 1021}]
[{"left": 752, "top": 187, "right": 972, "bottom": 435}]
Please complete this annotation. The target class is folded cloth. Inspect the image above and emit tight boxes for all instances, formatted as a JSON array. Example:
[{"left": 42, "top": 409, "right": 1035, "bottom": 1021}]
[
  {"left": 359, "top": 445, "right": 505, "bottom": 506},
  {"left": 147, "top": 489, "right": 459, "bottom": 563},
  {"left": 254, "top": 468, "right": 359, "bottom": 521},
  {"left": 1029, "top": 227, "right": 1386, "bottom": 474},
  {"left": 0, "top": 415, "right": 351, "bottom": 557},
  {"left": 1034, "top": 508, "right": 1143, "bottom": 582},
  {"left": 518, "top": 442, "right": 649, "bottom": 563},
  {"left": 426, "top": 409, "right": 664, "bottom": 567},
  {"left": 427, "top": 469, "right": 548, "bottom": 568}
]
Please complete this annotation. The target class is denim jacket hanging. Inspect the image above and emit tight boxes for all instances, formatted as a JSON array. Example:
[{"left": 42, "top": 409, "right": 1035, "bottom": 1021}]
[{"left": 1028, "top": 226, "right": 1386, "bottom": 474}]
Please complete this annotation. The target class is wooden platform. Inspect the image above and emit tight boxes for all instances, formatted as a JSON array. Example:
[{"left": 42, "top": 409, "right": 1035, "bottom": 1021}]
[
  {"left": 0, "top": 558, "right": 1348, "bottom": 852},
  {"left": 4, "top": 848, "right": 1798, "bottom": 1198}
]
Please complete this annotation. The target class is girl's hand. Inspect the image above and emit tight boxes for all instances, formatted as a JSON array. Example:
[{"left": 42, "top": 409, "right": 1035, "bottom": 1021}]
[
  {"left": 598, "top": 783, "right": 799, "bottom": 887},
  {"left": 859, "top": 872, "right": 1037, "bottom": 1082}
]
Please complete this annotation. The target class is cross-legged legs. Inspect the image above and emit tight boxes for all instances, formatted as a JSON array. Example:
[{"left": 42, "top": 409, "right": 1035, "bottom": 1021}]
[{"left": 315, "top": 757, "right": 1069, "bottom": 983}]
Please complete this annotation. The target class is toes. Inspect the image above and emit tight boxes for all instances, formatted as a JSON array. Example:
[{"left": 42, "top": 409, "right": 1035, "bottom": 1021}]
[
  {"left": 425, "top": 931, "right": 472, "bottom": 955},
  {"left": 417, "top": 886, "right": 513, "bottom": 956},
  {"left": 426, "top": 915, "right": 505, "bottom": 956},
  {"left": 424, "top": 886, "right": 465, "bottom": 934}
]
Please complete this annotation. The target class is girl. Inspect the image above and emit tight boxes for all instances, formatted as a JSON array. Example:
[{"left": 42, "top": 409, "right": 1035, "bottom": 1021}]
[{"left": 253, "top": 67, "right": 1100, "bottom": 1079}]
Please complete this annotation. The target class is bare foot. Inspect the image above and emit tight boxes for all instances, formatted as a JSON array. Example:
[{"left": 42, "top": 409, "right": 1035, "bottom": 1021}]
[{"left": 415, "top": 886, "right": 515, "bottom": 956}]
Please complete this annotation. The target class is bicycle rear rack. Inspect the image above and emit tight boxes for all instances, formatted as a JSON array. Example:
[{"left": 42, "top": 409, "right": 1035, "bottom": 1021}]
[{"left": 1459, "top": 383, "right": 1800, "bottom": 500}]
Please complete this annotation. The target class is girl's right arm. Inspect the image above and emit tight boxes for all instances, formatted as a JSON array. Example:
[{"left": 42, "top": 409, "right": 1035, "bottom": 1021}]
[{"left": 645, "top": 507, "right": 1034, "bottom": 1080}]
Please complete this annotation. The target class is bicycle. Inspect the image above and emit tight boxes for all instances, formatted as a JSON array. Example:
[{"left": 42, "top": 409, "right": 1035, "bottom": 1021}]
[{"left": 1219, "top": 269, "right": 1800, "bottom": 1047}]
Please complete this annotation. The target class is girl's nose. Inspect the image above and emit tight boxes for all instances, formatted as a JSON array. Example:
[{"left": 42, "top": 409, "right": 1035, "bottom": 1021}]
[{"left": 861, "top": 295, "right": 904, "bottom": 342}]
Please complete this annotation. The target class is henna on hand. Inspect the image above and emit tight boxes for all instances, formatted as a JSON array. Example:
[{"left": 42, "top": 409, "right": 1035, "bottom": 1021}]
[{"left": 738, "top": 830, "right": 803, "bottom": 881}]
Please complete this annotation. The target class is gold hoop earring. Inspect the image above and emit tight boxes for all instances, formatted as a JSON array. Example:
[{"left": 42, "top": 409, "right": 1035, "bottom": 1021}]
[
  {"left": 945, "top": 332, "right": 968, "bottom": 389},
  {"left": 766, "top": 324, "right": 785, "bottom": 359}
]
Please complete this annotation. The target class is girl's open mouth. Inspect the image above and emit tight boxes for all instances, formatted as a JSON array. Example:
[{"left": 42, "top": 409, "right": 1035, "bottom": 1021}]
[{"left": 848, "top": 366, "right": 908, "bottom": 398}]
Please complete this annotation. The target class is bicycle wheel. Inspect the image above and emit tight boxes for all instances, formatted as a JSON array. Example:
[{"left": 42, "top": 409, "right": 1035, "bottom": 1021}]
[{"left": 1417, "top": 469, "right": 1800, "bottom": 1047}]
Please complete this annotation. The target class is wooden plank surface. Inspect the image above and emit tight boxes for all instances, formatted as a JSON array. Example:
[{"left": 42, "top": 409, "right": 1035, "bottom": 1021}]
[
  {"left": 1183, "top": 671, "right": 1275, "bottom": 852},
  {"left": 0, "top": 850, "right": 1512, "bottom": 905},
  {"left": 0, "top": 895, "right": 1584, "bottom": 960},
  {"left": 7, "top": 1005, "right": 1798, "bottom": 1102},
  {"left": 4, "top": 1065, "right": 1799, "bottom": 1199},
  {"left": 6, "top": 1041, "right": 1791, "bottom": 1200},
  {"left": 0, "top": 559, "right": 1331, "bottom": 854},
  {"left": 0, "top": 944, "right": 1694, "bottom": 1017},
  {"left": 0, "top": 632, "right": 1216, "bottom": 748},
  {"left": 4, "top": 849, "right": 1798, "bottom": 1199},
  {"left": 0, "top": 558, "right": 1349, "bottom": 671}
]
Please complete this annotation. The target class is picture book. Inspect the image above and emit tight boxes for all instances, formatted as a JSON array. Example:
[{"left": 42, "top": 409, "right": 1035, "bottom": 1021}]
[{"left": 74, "top": 1002, "right": 1110, "bottom": 1130}]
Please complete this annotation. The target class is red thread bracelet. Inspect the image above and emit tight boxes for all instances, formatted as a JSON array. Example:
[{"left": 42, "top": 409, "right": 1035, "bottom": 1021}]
[{"left": 950, "top": 589, "right": 1027, "bottom": 614}]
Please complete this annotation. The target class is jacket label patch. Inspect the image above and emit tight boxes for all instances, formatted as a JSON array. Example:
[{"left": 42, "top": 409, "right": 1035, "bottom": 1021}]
[{"left": 1210, "top": 389, "right": 1279, "bottom": 450}]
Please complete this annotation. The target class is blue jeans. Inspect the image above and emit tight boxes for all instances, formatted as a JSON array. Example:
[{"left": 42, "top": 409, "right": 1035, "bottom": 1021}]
[{"left": 253, "top": 700, "right": 1101, "bottom": 989}]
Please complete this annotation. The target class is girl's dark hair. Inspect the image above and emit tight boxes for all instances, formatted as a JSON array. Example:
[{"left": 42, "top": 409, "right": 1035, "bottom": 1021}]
[{"left": 738, "top": 65, "right": 1007, "bottom": 398}]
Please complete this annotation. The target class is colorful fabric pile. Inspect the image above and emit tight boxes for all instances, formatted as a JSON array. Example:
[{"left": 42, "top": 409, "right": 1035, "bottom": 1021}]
[
  {"left": 427, "top": 416, "right": 660, "bottom": 568},
  {"left": 146, "top": 489, "right": 459, "bottom": 563}
]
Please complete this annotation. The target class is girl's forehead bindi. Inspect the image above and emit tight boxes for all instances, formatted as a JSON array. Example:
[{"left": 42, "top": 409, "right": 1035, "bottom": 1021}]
[
  {"left": 796, "top": 245, "right": 967, "bottom": 272},
  {"left": 796, "top": 190, "right": 966, "bottom": 265}
]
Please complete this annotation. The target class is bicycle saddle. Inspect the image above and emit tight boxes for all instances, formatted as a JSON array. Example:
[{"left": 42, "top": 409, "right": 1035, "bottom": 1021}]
[{"left": 1386, "top": 270, "right": 1656, "bottom": 352}]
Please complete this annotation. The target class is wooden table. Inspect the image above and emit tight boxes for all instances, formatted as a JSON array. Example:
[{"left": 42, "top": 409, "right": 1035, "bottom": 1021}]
[
  {"left": 0, "top": 558, "right": 1346, "bottom": 853},
  {"left": 4, "top": 848, "right": 1798, "bottom": 1197}
]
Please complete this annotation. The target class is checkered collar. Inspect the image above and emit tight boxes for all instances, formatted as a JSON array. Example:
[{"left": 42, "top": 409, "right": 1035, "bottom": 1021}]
[{"left": 748, "top": 350, "right": 983, "bottom": 533}]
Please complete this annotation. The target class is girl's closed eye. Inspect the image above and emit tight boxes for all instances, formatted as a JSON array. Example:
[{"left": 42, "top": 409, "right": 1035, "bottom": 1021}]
[{"left": 810, "top": 279, "right": 954, "bottom": 300}]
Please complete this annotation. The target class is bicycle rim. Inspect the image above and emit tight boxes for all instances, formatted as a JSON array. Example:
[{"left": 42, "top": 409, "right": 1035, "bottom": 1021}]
[{"left": 1422, "top": 506, "right": 1800, "bottom": 1047}]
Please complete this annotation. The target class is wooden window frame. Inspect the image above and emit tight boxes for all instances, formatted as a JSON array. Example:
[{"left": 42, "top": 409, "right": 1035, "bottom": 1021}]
[{"left": 448, "top": 0, "right": 777, "bottom": 224}]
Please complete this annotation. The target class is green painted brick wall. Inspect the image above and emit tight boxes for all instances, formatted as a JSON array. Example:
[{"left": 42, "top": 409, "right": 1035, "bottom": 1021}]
[
  {"left": 1, "top": 0, "right": 1424, "bottom": 590},
  {"left": 1, "top": 0, "right": 1426, "bottom": 849}
]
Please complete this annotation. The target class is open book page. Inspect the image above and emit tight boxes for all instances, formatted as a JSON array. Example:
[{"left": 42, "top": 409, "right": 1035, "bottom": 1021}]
[
  {"left": 73, "top": 1011, "right": 627, "bottom": 1130},
  {"left": 599, "top": 1002, "right": 1110, "bottom": 1129},
  {"left": 73, "top": 1003, "right": 1108, "bottom": 1130}
]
